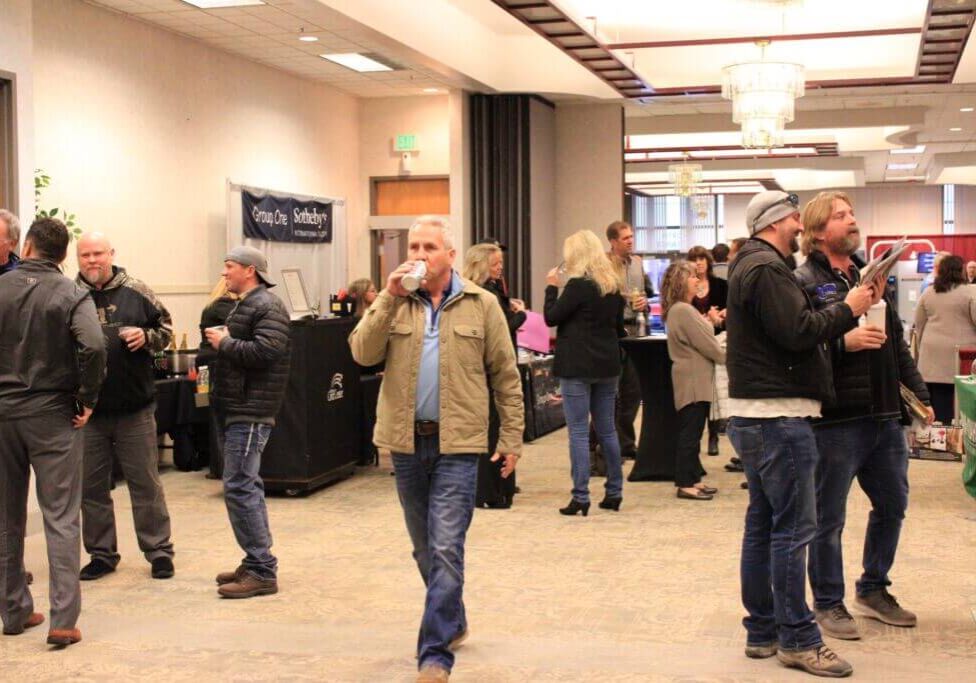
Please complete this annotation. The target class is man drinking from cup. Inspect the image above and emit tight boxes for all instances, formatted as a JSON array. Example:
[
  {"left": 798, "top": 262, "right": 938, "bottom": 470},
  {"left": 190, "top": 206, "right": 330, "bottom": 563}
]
[{"left": 75, "top": 232, "right": 176, "bottom": 582}]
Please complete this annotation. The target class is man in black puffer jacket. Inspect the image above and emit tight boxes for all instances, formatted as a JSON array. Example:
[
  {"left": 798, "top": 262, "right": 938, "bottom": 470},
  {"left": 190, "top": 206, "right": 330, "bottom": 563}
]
[
  {"left": 205, "top": 246, "right": 290, "bottom": 599},
  {"left": 726, "top": 190, "right": 874, "bottom": 678},
  {"left": 795, "top": 191, "right": 933, "bottom": 642}
]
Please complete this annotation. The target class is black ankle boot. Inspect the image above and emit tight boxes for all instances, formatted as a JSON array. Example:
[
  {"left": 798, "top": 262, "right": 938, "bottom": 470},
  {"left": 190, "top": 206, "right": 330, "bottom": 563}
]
[
  {"left": 559, "top": 499, "right": 590, "bottom": 516},
  {"left": 598, "top": 497, "right": 622, "bottom": 511}
]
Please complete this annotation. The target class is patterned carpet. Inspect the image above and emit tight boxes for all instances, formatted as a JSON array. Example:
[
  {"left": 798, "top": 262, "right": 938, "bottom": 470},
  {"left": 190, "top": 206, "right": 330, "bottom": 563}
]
[{"left": 3, "top": 425, "right": 975, "bottom": 681}]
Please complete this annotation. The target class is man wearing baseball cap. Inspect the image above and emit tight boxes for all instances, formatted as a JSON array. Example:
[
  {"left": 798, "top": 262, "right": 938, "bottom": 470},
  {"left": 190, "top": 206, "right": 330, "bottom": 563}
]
[
  {"left": 205, "top": 245, "right": 291, "bottom": 598},
  {"left": 725, "top": 190, "right": 876, "bottom": 677}
]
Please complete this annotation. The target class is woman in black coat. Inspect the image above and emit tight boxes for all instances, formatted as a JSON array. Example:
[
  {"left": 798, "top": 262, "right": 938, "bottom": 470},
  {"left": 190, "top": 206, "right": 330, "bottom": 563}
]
[
  {"left": 463, "top": 243, "right": 525, "bottom": 508},
  {"left": 545, "top": 230, "right": 626, "bottom": 517},
  {"left": 687, "top": 245, "right": 727, "bottom": 456}
]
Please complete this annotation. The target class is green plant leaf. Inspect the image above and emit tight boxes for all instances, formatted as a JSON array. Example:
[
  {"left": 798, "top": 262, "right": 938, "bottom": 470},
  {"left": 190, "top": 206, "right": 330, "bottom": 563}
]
[{"left": 50, "top": 208, "right": 58, "bottom": 216}]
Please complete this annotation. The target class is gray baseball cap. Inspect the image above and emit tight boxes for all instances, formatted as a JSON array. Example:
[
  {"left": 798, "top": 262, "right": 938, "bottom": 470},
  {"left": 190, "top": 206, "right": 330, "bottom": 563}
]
[
  {"left": 746, "top": 190, "right": 799, "bottom": 235},
  {"left": 225, "top": 245, "right": 276, "bottom": 287}
]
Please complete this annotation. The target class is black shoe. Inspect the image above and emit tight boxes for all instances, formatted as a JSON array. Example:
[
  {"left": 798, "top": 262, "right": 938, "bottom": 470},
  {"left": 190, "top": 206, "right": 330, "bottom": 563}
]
[
  {"left": 151, "top": 557, "right": 174, "bottom": 579},
  {"left": 707, "top": 432, "right": 719, "bottom": 455},
  {"left": 80, "top": 559, "right": 116, "bottom": 581},
  {"left": 26, "top": 571, "right": 33, "bottom": 586},
  {"left": 724, "top": 461, "right": 744, "bottom": 472},
  {"left": 559, "top": 499, "right": 590, "bottom": 516},
  {"left": 740, "top": 481, "right": 749, "bottom": 489},
  {"left": 598, "top": 497, "right": 622, "bottom": 511},
  {"left": 677, "top": 488, "right": 712, "bottom": 500}
]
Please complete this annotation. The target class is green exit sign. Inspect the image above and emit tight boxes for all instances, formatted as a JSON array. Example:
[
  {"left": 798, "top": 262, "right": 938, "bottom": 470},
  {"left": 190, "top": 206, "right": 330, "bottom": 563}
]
[{"left": 394, "top": 134, "right": 418, "bottom": 152}]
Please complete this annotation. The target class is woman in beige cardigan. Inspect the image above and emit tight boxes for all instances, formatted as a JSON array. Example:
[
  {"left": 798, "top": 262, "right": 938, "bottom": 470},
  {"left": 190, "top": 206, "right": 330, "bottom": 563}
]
[
  {"left": 662, "top": 261, "right": 727, "bottom": 500},
  {"left": 914, "top": 254, "right": 976, "bottom": 423}
]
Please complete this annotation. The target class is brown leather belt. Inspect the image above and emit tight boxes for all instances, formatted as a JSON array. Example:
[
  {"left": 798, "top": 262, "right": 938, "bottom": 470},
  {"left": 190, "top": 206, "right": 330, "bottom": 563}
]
[{"left": 415, "top": 420, "right": 439, "bottom": 437}]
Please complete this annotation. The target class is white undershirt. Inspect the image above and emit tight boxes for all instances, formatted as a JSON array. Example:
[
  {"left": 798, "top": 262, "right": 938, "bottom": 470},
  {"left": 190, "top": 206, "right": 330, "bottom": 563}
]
[{"left": 727, "top": 397, "right": 822, "bottom": 419}]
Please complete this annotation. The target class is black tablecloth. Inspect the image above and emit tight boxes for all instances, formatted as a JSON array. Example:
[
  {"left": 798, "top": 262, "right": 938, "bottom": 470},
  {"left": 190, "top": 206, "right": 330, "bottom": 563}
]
[
  {"left": 154, "top": 377, "right": 208, "bottom": 471},
  {"left": 619, "top": 337, "right": 678, "bottom": 481}
]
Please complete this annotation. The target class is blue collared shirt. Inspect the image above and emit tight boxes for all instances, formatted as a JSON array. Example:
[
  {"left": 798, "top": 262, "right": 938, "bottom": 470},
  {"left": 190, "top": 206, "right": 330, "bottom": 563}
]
[{"left": 414, "top": 270, "right": 463, "bottom": 421}]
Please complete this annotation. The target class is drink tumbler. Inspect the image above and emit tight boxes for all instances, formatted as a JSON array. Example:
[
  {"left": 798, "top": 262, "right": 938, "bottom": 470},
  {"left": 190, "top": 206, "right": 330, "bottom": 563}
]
[{"left": 401, "top": 261, "right": 427, "bottom": 292}]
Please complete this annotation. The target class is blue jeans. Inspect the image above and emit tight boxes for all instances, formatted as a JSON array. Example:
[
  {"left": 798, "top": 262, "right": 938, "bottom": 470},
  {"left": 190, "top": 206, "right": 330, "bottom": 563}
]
[
  {"left": 393, "top": 436, "right": 478, "bottom": 672},
  {"left": 728, "top": 417, "right": 822, "bottom": 651},
  {"left": 222, "top": 423, "right": 277, "bottom": 579},
  {"left": 559, "top": 377, "right": 623, "bottom": 504},
  {"left": 809, "top": 418, "right": 909, "bottom": 608}
]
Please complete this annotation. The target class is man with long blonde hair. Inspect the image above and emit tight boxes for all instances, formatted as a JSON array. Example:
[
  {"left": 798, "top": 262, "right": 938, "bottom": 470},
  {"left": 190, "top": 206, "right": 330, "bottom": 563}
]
[{"left": 795, "top": 191, "right": 932, "bottom": 641}]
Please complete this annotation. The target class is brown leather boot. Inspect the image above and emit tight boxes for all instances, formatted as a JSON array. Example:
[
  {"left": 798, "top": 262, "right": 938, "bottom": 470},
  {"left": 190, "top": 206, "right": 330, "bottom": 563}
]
[
  {"left": 215, "top": 565, "right": 246, "bottom": 585},
  {"left": 3, "top": 612, "right": 44, "bottom": 635},
  {"left": 217, "top": 572, "right": 278, "bottom": 599},
  {"left": 47, "top": 628, "right": 82, "bottom": 646}
]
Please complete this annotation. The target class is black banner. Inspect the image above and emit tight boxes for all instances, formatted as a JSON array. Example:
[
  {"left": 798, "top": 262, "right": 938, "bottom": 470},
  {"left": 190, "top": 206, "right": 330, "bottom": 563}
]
[{"left": 242, "top": 190, "right": 333, "bottom": 243}]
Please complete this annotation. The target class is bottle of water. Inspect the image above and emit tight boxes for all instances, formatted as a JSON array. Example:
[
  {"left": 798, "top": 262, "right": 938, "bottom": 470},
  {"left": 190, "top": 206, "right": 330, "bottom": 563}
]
[{"left": 635, "top": 312, "right": 647, "bottom": 336}]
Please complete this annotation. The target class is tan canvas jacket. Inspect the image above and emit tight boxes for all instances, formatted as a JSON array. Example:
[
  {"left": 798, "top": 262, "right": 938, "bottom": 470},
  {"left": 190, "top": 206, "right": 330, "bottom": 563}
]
[{"left": 348, "top": 275, "right": 524, "bottom": 455}]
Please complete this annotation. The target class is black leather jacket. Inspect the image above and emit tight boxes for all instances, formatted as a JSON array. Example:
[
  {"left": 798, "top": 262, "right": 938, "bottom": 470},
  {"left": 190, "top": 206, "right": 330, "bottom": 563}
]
[
  {"left": 794, "top": 250, "right": 929, "bottom": 423},
  {"left": 0, "top": 259, "right": 106, "bottom": 416},
  {"left": 215, "top": 285, "right": 291, "bottom": 426},
  {"left": 726, "top": 238, "right": 856, "bottom": 404}
]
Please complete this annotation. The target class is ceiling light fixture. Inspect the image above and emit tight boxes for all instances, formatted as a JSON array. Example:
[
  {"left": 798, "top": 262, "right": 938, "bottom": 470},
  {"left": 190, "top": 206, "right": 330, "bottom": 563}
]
[
  {"left": 961, "top": 107, "right": 974, "bottom": 112},
  {"left": 668, "top": 159, "right": 703, "bottom": 197},
  {"left": 887, "top": 162, "right": 918, "bottom": 171},
  {"left": 721, "top": 40, "right": 805, "bottom": 149},
  {"left": 950, "top": 127, "right": 963, "bottom": 132},
  {"left": 890, "top": 145, "right": 925, "bottom": 155},
  {"left": 180, "top": 0, "right": 264, "bottom": 8},
  {"left": 422, "top": 88, "right": 442, "bottom": 93},
  {"left": 298, "top": 29, "right": 318, "bottom": 43},
  {"left": 320, "top": 53, "right": 395, "bottom": 73}
]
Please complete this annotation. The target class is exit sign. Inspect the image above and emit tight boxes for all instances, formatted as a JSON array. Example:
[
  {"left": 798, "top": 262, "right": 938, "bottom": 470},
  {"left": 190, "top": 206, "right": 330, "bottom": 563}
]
[{"left": 394, "top": 134, "right": 418, "bottom": 152}]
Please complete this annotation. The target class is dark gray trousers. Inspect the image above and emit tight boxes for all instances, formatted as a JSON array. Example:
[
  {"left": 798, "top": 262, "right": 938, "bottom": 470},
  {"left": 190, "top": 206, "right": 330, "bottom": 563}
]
[
  {"left": 82, "top": 404, "right": 174, "bottom": 566},
  {"left": 0, "top": 411, "right": 83, "bottom": 631}
]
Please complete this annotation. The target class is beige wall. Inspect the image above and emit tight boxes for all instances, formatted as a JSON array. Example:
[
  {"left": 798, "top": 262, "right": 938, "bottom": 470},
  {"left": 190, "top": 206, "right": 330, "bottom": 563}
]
[
  {"left": 32, "top": 0, "right": 361, "bottom": 337},
  {"left": 0, "top": 0, "right": 34, "bottom": 222},
  {"left": 357, "top": 93, "right": 451, "bottom": 281},
  {"left": 554, "top": 103, "right": 624, "bottom": 262}
]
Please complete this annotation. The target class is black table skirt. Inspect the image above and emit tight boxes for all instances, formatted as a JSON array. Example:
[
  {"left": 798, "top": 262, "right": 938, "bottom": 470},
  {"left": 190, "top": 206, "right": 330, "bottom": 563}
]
[{"left": 619, "top": 337, "right": 679, "bottom": 481}]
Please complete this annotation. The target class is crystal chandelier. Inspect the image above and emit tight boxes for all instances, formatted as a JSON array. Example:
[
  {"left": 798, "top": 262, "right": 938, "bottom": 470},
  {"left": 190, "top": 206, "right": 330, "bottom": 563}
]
[
  {"left": 668, "top": 160, "right": 702, "bottom": 197},
  {"left": 692, "top": 194, "right": 712, "bottom": 220},
  {"left": 721, "top": 41, "right": 804, "bottom": 149}
]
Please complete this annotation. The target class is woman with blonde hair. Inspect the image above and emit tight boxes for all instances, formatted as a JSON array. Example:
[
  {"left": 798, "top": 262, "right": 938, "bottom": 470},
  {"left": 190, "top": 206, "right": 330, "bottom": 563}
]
[
  {"left": 464, "top": 242, "right": 526, "bottom": 508},
  {"left": 661, "top": 260, "right": 726, "bottom": 500},
  {"left": 197, "top": 277, "right": 240, "bottom": 477},
  {"left": 544, "top": 230, "right": 626, "bottom": 516},
  {"left": 464, "top": 242, "right": 527, "bottom": 348},
  {"left": 346, "top": 277, "right": 377, "bottom": 317}
]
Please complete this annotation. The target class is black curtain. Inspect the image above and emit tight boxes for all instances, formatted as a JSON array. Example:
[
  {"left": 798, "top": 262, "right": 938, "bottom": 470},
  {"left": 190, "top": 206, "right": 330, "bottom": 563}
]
[{"left": 470, "top": 94, "right": 531, "bottom": 306}]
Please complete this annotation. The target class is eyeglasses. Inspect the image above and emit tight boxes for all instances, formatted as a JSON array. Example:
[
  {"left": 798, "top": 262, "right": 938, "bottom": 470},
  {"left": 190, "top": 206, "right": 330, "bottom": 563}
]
[{"left": 753, "top": 193, "right": 799, "bottom": 229}]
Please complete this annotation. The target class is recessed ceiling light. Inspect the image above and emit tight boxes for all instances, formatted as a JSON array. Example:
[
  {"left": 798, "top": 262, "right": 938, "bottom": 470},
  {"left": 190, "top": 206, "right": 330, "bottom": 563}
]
[
  {"left": 950, "top": 127, "right": 963, "bottom": 132},
  {"left": 422, "top": 88, "right": 442, "bottom": 93},
  {"left": 299, "top": 35, "right": 319, "bottom": 43},
  {"left": 320, "top": 53, "right": 394, "bottom": 72},
  {"left": 890, "top": 145, "right": 925, "bottom": 155},
  {"left": 961, "top": 107, "right": 974, "bottom": 112},
  {"left": 887, "top": 162, "right": 918, "bottom": 171},
  {"left": 180, "top": 0, "right": 264, "bottom": 8},
  {"left": 886, "top": 175, "right": 927, "bottom": 182}
]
